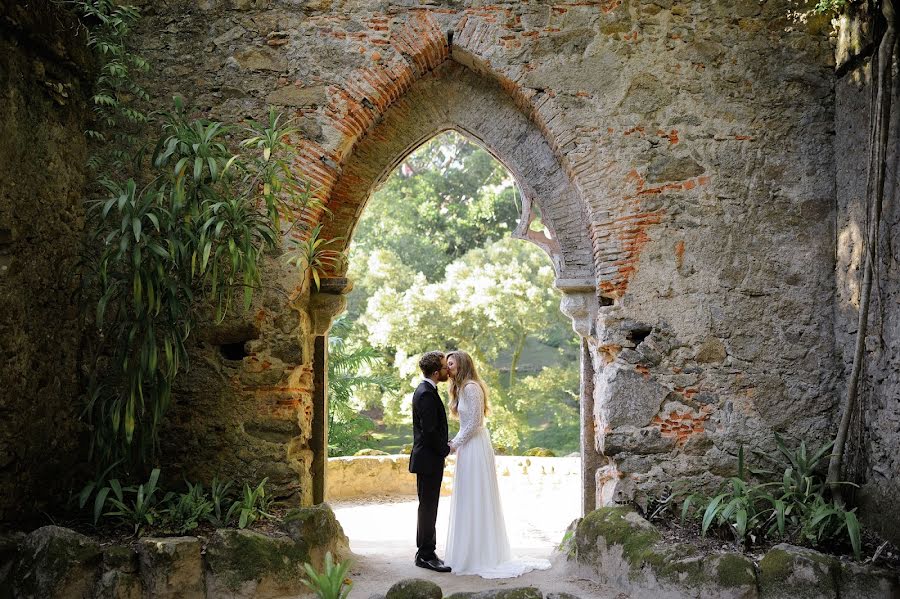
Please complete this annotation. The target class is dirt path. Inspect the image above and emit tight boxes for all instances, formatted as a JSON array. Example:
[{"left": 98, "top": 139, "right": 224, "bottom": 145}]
[{"left": 332, "top": 482, "right": 620, "bottom": 598}]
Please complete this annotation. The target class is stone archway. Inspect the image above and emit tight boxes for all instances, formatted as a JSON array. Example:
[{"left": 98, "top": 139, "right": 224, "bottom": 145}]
[{"left": 307, "top": 58, "right": 601, "bottom": 514}]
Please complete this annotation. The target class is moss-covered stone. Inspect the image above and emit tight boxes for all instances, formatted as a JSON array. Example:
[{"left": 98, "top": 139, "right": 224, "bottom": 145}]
[
  {"left": 204, "top": 529, "right": 310, "bottom": 597},
  {"left": 355, "top": 448, "right": 389, "bottom": 456},
  {"left": 836, "top": 559, "right": 900, "bottom": 599},
  {"left": 576, "top": 506, "right": 661, "bottom": 572},
  {"left": 385, "top": 577, "right": 442, "bottom": 599},
  {"left": 758, "top": 544, "right": 838, "bottom": 599},
  {"left": 469, "top": 589, "right": 543, "bottom": 599},
  {"left": 281, "top": 502, "right": 350, "bottom": 568},
  {"left": 9, "top": 526, "right": 101, "bottom": 599}
]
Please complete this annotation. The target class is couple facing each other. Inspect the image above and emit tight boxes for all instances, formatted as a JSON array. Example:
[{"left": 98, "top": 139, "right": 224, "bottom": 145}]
[{"left": 409, "top": 350, "right": 550, "bottom": 579}]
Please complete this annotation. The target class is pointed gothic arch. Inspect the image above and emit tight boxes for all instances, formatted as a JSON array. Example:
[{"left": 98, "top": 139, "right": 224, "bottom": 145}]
[{"left": 309, "top": 59, "right": 601, "bottom": 513}]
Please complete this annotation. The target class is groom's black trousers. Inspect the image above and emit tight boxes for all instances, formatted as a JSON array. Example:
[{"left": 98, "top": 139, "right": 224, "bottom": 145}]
[{"left": 415, "top": 471, "right": 442, "bottom": 559}]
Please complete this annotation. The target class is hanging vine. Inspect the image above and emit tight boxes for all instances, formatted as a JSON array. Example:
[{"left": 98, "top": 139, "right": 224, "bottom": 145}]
[{"left": 826, "top": 0, "right": 898, "bottom": 502}]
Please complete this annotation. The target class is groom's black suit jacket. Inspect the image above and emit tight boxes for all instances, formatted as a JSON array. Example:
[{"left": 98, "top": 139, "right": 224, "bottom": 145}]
[{"left": 409, "top": 380, "right": 450, "bottom": 475}]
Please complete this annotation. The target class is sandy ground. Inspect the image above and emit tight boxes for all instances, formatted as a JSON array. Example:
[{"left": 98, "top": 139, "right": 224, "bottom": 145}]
[{"left": 332, "top": 477, "right": 621, "bottom": 598}]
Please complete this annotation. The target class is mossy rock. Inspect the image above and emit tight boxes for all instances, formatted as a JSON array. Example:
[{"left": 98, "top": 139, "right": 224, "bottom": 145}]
[
  {"left": 10, "top": 525, "right": 101, "bottom": 599},
  {"left": 469, "top": 588, "right": 543, "bottom": 599},
  {"left": 281, "top": 503, "right": 350, "bottom": 567},
  {"left": 576, "top": 506, "right": 661, "bottom": 573},
  {"left": 445, "top": 593, "right": 476, "bottom": 599},
  {"left": 759, "top": 544, "right": 838, "bottom": 599},
  {"left": 401, "top": 443, "right": 413, "bottom": 455},
  {"left": 837, "top": 559, "right": 900, "bottom": 598},
  {"left": 385, "top": 577, "right": 442, "bottom": 599},
  {"left": 205, "top": 529, "right": 309, "bottom": 596},
  {"left": 523, "top": 447, "right": 556, "bottom": 457},
  {"left": 354, "top": 448, "right": 389, "bottom": 456}
]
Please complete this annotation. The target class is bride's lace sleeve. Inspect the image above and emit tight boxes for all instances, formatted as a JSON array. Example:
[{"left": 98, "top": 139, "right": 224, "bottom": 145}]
[{"left": 450, "top": 382, "right": 484, "bottom": 450}]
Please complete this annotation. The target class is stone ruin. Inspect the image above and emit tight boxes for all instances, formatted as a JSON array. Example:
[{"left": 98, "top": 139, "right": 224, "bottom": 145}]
[{"left": 1, "top": 0, "right": 898, "bottom": 549}]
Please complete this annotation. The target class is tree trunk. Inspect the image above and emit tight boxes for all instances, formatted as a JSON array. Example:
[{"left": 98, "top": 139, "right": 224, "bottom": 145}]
[
  {"left": 508, "top": 332, "right": 527, "bottom": 390},
  {"left": 827, "top": 0, "right": 898, "bottom": 503}
]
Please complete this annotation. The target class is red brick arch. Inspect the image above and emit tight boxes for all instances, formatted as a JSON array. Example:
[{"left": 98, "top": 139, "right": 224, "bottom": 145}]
[{"left": 316, "top": 60, "right": 596, "bottom": 285}]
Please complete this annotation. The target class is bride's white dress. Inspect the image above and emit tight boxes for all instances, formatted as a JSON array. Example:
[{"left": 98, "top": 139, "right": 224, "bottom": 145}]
[{"left": 444, "top": 382, "right": 551, "bottom": 578}]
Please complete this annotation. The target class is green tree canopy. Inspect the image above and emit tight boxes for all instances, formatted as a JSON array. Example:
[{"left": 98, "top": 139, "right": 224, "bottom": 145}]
[{"left": 351, "top": 130, "right": 520, "bottom": 283}]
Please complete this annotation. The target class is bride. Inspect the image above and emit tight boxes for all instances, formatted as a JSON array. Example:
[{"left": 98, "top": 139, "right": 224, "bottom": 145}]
[{"left": 444, "top": 350, "right": 551, "bottom": 578}]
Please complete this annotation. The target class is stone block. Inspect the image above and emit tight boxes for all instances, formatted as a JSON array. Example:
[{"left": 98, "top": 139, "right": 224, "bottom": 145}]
[
  {"left": 596, "top": 363, "right": 669, "bottom": 429},
  {"left": 138, "top": 536, "right": 204, "bottom": 598},
  {"left": 9, "top": 526, "right": 101, "bottom": 599},
  {"left": 386, "top": 578, "right": 442, "bottom": 599},
  {"left": 266, "top": 85, "right": 328, "bottom": 108},
  {"left": 281, "top": 503, "right": 350, "bottom": 568},
  {"left": 758, "top": 544, "right": 838, "bottom": 599},
  {"left": 836, "top": 559, "right": 900, "bottom": 599},
  {"left": 204, "top": 529, "right": 309, "bottom": 598}
]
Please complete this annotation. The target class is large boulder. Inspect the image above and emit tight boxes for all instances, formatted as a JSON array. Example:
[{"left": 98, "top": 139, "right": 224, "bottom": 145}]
[
  {"left": 9, "top": 525, "right": 101, "bottom": 599},
  {"left": 759, "top": 543, "right": 900, "bottom": 599},
  {"left": 204, "top": 529, "right": 309, "bottom": 598},
  {"left": 758, "top": 544, "right": 838, "bottom": 599},
  {"left": 281, "top": 503, "right": 350, "bottom": 568},
  {"left": 836, "top": 559, "right": 900, "bottom": 599},
  {"left": 467, "top": 589, "right": 543, "bottom": 599},
  {"left": 385, "top": 578, "right": 442, "bottom": 599},
  {"left": 138, "top": 536, "right": 204, "bottom": 598},
  {"left": 576, "top": 507, "right": 757, "bottom": 598}
]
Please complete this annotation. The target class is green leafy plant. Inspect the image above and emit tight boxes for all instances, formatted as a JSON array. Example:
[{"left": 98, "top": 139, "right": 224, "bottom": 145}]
[
  {"left": 81, "top": 100, "right": 329, "bottom": 468},
  {"left": 229, "top": 478, "right": 274, "bottom": 529},
  {"left": 207, "top": 476, "right": 236, "bottom": 528},
  {"left": 70, "top": 0, "right": 149, "bottom": 171},
  {"left": 765, "top": 434, "right": 862, "bottom": 559},
  {"left": 327, "top": 317, "right": 397, "bottom": 456},
  {"left": 301, "top": 552, "right": 353, "bottom": 599},
  {"left": 556, "top": 529, "right": 578, "bottom": 560},
  {"left": 682, "top": 447, "right": 777, "bottom": 549},
  {"left": 680, "top": 438, "right": 864, "bottom": 559},
  {"left": 287, "top": 224, "right": 346, "bottom": 290},
  {"left": 164, "top": 481, "right": 214, "bottom": 533},
  {"left": 103, "top": 468, "right": 172, "bottom": 535}
]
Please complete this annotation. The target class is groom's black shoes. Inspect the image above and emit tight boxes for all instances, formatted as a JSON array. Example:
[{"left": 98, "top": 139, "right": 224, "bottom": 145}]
[{"left": 415, "top": 555, "right": 451, "bottom": 573}]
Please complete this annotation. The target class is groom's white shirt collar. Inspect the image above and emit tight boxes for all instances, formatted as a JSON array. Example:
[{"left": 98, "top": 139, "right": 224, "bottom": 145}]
[{"left": 422, "top": 378, "right": 437, "bottom": 389}]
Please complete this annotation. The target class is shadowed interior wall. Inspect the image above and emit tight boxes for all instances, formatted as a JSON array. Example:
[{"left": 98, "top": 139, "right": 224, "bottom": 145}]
[{"left": 0, "top": 0, "right": 91, "bottom": 520}]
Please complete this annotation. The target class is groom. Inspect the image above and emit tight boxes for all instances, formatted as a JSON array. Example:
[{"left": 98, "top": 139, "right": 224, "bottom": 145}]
[{"left": 409, "top": 351, "right": 452, "bottom": 573}]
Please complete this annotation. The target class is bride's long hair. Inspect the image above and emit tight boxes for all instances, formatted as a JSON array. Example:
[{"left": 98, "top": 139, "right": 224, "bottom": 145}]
[{"left": 447, "top": 350, "right": 490, "bottom": 417}]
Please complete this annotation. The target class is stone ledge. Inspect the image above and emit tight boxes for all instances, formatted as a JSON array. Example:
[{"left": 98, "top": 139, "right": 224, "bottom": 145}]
[
  {"left": 326, "top": 455, "right": 581, "bottom": 501},
  {"left": 574, "top": 506, "right": 900, "bottom": 599},
  {"left": 0, "top": 505, "right": 349, "bottom": 599}
]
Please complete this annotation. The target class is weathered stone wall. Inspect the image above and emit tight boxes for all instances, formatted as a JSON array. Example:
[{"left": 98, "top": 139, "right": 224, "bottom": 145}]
[
  {"left": 128, "top": 0, "right": 841, "bottom": 511},
  {"left": 833, "top": 6, "right": 900, "bottom": 545},
  {"left": 0, "top": 0, "right": 92, "bottom": 520},
  {"left": 326, "top": 454, "right": 580, "bottom": 501}
]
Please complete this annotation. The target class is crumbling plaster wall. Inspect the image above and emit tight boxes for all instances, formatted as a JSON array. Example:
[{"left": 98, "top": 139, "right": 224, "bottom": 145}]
[
  {"left": 833, "top": 5, "right": 900, "bottom": 545},
  {"left": 0, "top": 0, "right": 92, "bottom": 520},
  {"left": 131, "top": 0, "right": 840, "bottom": 509}
]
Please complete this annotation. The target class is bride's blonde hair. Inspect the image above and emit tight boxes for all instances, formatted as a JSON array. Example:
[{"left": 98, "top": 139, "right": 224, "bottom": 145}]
[{"left": 447, "top": 350, "right": 490, "bottom": 417}]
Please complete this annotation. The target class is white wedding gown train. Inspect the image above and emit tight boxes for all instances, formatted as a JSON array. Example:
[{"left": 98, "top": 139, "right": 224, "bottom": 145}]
[{"left": 444, "top": 383, "right": 551, "bottom": 579}]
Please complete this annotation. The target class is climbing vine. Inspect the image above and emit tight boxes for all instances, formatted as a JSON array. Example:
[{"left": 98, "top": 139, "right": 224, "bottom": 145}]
[{"left": 73, "top": 1, "right": 339, "bottom": 469}]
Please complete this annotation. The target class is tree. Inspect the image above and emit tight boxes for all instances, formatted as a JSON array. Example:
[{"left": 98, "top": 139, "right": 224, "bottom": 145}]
[
  {"left": 359, "top": 238, "right": 578, "bottom": 448},
  {"left": 351, "top": 131, "right": 520, "bottom": 282},
  {"left": 327, "top": 318, "right": 398, "bottom": 456}
]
